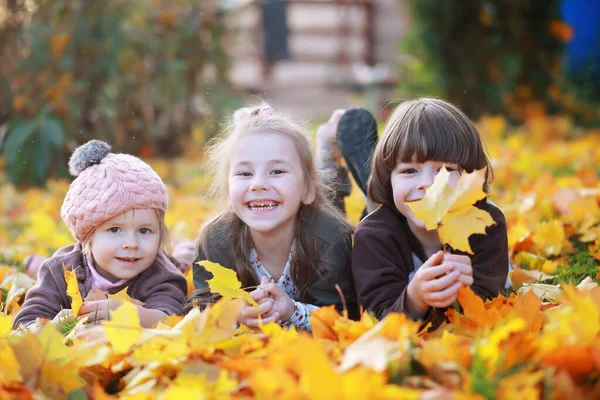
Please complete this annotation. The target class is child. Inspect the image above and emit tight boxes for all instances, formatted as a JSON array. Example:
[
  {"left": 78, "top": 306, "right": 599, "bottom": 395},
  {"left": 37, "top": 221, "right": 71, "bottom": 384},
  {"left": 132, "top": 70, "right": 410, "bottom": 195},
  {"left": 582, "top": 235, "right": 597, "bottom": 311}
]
[
  {"left": 189, "top": 105, "right": 358, "bottom": 331},
  {"left": 351, "top": 98, "right": 509, "bottom": 324},
  {"left": 13, "top": 140, "right": 187, "bottom": 330}
]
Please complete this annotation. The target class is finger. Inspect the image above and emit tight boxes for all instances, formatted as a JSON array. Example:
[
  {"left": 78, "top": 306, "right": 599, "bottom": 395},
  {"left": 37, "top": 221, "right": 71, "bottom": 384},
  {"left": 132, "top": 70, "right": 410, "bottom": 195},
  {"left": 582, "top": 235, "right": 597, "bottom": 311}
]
[
  {"left": 425, "top": 281, "right": 462, "bottom": 303},
  {"left": 430, "top": 294, "right": 459, "bottom": 309},
  {"left": 423, "top": 270, "right": 460, "bottom": 292},
  {"left": 260, "top": 282, "right": 288, "bottom": 299},
  {"left": 422, "top": 251, "right": 445, "bottom": 268},
  {"left": 443, "top": 253, "right": 471, "bottom": 265},
  {"left": 458, "top": 274, "right": 474, "bottom": 286},
  {"left": 249, "top": 287, "right": 268, "bottom": 301},
  {"left": 451, "top": 262, "right": 473, "bottom": 276},
  {"left": 240, "top": 300, "right": 273, "bottom": 318},
  {"left": 247, "top": 312, "right": 280, "bottom": 328},
  {"left": 418, "top": 263, "right": 455, "bottom": 281}
]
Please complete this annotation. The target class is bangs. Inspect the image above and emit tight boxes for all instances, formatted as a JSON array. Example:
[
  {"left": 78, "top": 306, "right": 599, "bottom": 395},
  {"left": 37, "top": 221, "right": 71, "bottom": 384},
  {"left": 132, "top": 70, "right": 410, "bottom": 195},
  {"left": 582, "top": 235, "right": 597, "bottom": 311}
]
[{"left": 391, "top": 104, "right": 484, "bottom": 171}]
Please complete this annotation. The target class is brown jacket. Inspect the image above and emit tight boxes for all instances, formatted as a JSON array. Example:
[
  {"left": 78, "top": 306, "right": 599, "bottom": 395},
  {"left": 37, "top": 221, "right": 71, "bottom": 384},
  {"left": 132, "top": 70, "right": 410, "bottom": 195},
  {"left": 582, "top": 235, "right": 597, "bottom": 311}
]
[
  {"left": 352, "top": 201, "right": 508, "bottom": 323},
  {"left": 13, "top": 243, "right": 187, "bottom": 329}
]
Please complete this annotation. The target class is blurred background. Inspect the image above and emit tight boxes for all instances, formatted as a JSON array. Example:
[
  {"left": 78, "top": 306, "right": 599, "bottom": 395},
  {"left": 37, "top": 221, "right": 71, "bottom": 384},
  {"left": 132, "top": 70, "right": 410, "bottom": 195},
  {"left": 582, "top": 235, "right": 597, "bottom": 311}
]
[{"left": 0, "top": 0, "right": 599, "bottom": 188}]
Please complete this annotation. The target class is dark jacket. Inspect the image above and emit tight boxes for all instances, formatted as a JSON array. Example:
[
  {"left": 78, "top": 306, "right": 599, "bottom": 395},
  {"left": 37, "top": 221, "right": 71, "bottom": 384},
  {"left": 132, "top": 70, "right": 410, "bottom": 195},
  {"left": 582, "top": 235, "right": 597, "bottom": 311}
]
[
  {"left": 352, "top": 200, "right": 508, "bottom": 323},
  {"left": 192, "top": 210, "right": 359, "bottom": 319},
  {"left": 13, "top": 243, "right": 188, "bottom": 329}
]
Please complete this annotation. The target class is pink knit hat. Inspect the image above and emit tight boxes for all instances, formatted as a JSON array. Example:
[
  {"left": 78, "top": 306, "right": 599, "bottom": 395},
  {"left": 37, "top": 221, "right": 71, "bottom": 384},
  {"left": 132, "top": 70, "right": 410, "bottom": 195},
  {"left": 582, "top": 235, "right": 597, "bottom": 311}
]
[{"left": 61, "top": 140, "right": 168, "bottom": 243}]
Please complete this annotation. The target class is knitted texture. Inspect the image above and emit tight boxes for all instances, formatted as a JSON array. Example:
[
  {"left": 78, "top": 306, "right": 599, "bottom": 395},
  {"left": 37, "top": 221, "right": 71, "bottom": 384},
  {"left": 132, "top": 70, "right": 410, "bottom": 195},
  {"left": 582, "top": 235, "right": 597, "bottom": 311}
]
[{"left": 61, "top": 144, "right": 168, "bottom": 243}]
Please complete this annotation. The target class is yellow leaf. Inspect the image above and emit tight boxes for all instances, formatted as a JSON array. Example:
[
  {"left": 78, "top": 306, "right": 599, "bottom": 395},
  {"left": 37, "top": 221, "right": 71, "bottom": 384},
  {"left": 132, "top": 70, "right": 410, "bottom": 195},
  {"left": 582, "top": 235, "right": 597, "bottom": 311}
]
[
  {"left": 63, "top": 263, "right": 83, "bottom": 316},
  {"left": 107, "top": 287, "right": 144, "bottom": 306},
  {"left": 408, "top": 167, "right": 495, "bottom": 254},
  {"left": 197, "top": 260, "right": 258, "bottom": 307},
  {"left": 0, "top": 313, "right": 12, "bottom": 338},
  {"left": 40, "top": 360, "right": 85, "bottom": 397},
  {"left": 439, "top": 206, "right": 495, "bottom": 254},
  {"left": 184, "top": 266, "right": 194, "bottom": 297},
  {"left": 0, "top": 341, "right": 21, "bottom": 384},
  {"left": 103, "top": 302, "right": 142, "bottom": 354},
  {"left": 533, "top": 219, "right": 565, "bottom": 257}
]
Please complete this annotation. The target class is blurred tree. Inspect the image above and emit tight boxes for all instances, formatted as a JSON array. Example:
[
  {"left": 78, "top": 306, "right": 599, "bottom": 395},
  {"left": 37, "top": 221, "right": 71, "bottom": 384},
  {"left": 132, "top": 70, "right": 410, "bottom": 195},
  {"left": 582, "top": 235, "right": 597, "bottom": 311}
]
[
  {"left": 398, "top": 0, "right": 598, "bottom": 124},
  {"left": 0, "top": 0, "right": 239, "bottom": 187}
]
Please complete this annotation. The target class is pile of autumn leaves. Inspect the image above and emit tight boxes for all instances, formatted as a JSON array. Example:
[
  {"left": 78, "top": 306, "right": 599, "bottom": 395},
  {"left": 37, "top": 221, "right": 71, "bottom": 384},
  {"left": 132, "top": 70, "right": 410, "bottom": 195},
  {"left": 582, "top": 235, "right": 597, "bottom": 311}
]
[{"left": 0, "top": 115, "right": 599, "bottom": 399}]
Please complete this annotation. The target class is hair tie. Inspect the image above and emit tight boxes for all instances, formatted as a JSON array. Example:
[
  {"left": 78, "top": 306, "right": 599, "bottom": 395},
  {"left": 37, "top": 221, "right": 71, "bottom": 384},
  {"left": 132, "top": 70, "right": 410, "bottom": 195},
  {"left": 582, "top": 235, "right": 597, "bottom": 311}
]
[{"left": 258, "top": 106, "right": 274, "bottom": 118}]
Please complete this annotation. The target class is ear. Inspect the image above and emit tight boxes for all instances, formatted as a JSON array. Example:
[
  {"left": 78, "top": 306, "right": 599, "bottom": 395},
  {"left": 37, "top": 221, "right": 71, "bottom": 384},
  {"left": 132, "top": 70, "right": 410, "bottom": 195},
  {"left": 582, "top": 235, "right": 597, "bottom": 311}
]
[{"left": 302, "top": 181, "right": 316, "bottom": 205}]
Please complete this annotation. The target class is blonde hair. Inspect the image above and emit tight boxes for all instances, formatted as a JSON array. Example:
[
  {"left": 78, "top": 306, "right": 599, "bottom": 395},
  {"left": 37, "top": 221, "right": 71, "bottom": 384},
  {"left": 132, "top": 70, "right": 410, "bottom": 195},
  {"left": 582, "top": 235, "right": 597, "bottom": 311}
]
[
  {"left": 84, "top": 209, "right": 171, "bottom": 253},
  {"left": 197, "top": 104, "right": 352, "bottom": 300},
  {"left": 368, "top": 98, "right": 493, "bottom": 206}
]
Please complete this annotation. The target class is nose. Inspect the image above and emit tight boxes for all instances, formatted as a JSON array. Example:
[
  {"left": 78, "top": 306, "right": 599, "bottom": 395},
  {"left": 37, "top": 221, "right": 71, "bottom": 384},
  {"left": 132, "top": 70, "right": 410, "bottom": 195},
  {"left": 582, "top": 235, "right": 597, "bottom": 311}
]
[
  {"left": 249, "top": 174, "right": 270, "bottom": 192},
  {"left": 417, "top": 170, "right": 435, "bottom": 190},
  {"left": 122, "top": 231, "right": 139, "bottom": 250}
]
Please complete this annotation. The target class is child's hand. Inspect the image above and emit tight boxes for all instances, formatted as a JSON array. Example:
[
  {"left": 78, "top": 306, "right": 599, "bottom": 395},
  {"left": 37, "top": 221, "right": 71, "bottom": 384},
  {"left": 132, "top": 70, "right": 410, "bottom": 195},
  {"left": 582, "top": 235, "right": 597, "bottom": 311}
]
[
  {"left": 79, "top": 299, "right": 122, "bottom": 323},
  {"left": 258, "top": 276, "right": 295, "bottom": 325},
  {"left": 52, "top": 309, "right": 74, "bottom": 326},
  {"left": 406, "top": 251, "right": 462, "bottom": 317},
  {"left": 443, "top": 253, "right": 473, "bottom": 286},
  {"left": 238, "top": 284, "right": 278, "bottom": 329}
]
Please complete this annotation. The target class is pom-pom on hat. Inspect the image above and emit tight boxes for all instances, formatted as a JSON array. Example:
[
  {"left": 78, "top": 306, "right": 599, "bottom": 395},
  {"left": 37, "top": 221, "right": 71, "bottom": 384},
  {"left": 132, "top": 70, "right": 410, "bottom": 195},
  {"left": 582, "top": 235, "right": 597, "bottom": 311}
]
[{"left": 61, "top": 140, "right": 168, "bottom": 243}]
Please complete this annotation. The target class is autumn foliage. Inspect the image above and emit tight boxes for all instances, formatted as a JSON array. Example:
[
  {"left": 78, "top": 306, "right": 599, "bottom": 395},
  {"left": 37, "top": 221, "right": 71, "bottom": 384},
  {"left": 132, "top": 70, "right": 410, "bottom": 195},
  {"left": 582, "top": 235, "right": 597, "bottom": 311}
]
[{"left": 0, "top": 115, "right": 600, "bottom": 398}]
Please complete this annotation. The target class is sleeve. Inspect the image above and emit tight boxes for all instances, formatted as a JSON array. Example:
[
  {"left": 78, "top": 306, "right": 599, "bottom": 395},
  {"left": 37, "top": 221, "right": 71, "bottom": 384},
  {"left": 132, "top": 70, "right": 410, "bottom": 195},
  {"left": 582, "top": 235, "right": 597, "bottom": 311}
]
[
  {"left": 286, "top": 300, "right": 319, "bottom": 332},
  {"left": 137, "top": 257, "right": 187, "bottom": 316},
  {"left": 12, "top": 260, "right": 67, "bottom": 329},
  {"left": 351, "top": 223, "right": 412, "bottom": 319},
  {"left": 459, "top": 204, "right": 509, "bottom": 300},
  {"left": 309, "top": 232, "right": 358, "bottom": 319}
]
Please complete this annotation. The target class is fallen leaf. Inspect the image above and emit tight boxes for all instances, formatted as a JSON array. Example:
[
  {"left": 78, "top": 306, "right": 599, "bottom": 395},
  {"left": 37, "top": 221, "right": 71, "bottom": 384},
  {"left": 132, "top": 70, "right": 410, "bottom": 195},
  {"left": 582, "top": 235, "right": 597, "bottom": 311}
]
[
  {"left": 63, "top": 264, "right": 83, "bottom": 316},
  {"left": 84, "top": 285, "right": 107, "bottom": 302},
  {"left": 196, "top": 260, "right": 258, "bottom": 307},
  {"left": 107, "top": 287, "right": 144, "bottom": 306},
  {"left": 103, "top": 301, "right": 142, "bottom": 354}
]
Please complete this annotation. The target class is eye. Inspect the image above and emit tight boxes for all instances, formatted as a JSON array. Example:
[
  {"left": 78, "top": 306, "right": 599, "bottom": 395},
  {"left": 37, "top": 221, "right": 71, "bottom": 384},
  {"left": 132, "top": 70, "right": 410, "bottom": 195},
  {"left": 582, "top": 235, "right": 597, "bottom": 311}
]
[
  {"left": 236, "top": 171, "right": 252, "bottom": 177},
  {"left": 400, "top": 168, "right": 417, "bottom": 174},
  {"left": 139, "top": 228, "right": 151, "bottom": 235},
  {"left": 271, "top": 169, "right": 286, "bottom": 175},
  {"left": 109, "top": 227, "right": 120, "bottom": 233}
]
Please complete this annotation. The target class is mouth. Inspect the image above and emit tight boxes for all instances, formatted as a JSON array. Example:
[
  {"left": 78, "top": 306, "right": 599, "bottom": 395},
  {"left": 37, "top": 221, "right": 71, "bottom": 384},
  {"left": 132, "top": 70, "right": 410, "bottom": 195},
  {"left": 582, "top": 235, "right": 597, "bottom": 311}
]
[
  {"left": 247, "top": 201, "right": 280, "bottom": 211},
  {"left": 116, "top": 257, "right": 141, "bottom": 262}
]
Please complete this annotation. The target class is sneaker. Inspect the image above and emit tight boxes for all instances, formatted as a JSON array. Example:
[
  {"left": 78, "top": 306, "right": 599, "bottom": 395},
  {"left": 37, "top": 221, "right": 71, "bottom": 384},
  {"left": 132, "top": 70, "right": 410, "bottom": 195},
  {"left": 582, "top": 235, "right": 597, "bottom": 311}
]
[{"left": 336, "top": 108, "right": 378, "bottom": 196}]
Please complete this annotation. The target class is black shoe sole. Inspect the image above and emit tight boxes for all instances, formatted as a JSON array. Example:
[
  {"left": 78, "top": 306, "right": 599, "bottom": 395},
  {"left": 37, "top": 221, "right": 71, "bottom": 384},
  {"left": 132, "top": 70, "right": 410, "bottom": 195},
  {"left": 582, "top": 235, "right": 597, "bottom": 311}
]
[{"left": 336, "top": 108, "right": 379, "bottom": 196}]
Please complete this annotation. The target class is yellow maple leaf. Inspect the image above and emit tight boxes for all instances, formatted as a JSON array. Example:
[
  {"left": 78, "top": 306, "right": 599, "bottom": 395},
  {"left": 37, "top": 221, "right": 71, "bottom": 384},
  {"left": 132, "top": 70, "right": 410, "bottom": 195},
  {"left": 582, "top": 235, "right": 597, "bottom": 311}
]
[
  {"left": 408, "top": 167, "right": 495, "bottom": 254},
  {"left": 63, "top": 264, "right": 83, "bottom": 316},
  {"left": 103, "top": 301, "right": 142, "bottom": 354},
  {"left": 196, "top": 260, "right": 258, "bottom": 307},
  {"left": 107, "top": 287, "right": 144, "bottom": 306}
]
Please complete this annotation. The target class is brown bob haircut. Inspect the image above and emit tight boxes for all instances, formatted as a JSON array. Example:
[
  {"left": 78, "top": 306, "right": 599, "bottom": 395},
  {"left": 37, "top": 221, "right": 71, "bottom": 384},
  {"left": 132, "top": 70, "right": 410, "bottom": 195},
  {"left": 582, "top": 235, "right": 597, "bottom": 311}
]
[{"left": 368, "top": 98, "right": 493, "bottom": 207}]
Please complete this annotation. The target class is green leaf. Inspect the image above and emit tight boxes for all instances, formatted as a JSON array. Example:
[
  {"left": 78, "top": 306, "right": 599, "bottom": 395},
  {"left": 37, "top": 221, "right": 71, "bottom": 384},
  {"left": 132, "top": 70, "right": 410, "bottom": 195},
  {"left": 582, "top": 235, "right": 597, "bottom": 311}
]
[
  {"left": 3, "top": 120, "right": 37, "bottom": 185},
  {"left": 42, "top": 118, "right": 66, "bottom": 150}
]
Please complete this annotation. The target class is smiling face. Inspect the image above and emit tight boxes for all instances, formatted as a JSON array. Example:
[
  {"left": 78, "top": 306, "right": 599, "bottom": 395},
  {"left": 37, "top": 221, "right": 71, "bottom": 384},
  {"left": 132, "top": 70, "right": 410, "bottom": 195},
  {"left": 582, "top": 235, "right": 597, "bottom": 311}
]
[
  {"left": 228, "top": 131, "right": 311, "bottom": 237},
  {"left": 391, "top": 159, "right": 461, "bottom": 233},
  {"left": 88, "top": 208, "right": 161, "bottom": 282}
]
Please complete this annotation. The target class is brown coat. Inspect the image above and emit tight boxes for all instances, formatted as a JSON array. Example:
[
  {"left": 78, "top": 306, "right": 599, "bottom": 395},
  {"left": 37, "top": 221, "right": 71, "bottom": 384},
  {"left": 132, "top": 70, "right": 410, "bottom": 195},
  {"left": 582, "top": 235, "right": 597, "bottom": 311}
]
[
  {"left": 351, "top": 201, "right": 508, "bottom": 323},
  {"left": 13, "top": 243, "right": 187, "bottom": 329}
]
